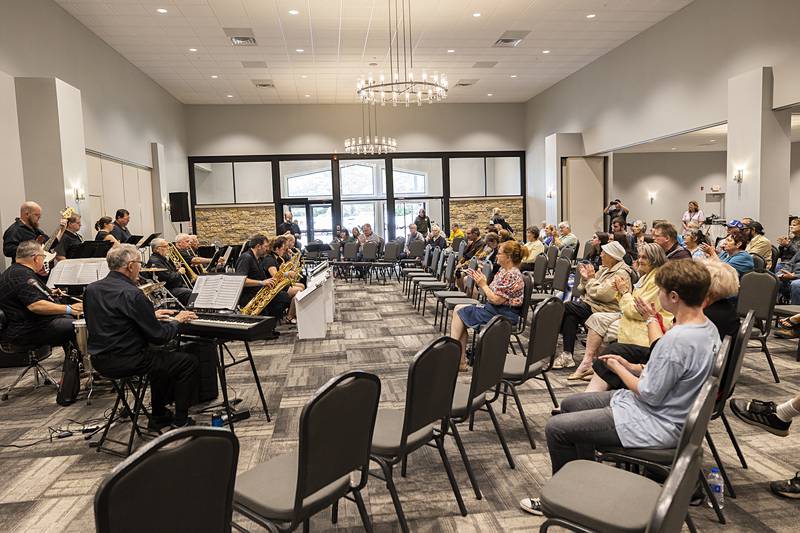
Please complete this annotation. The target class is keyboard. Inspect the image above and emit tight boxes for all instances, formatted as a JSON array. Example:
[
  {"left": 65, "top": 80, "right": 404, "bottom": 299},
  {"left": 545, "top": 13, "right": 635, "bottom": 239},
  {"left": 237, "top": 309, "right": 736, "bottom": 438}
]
[{"left": 179, "top": 312, "right": 278, "bottom": 342}]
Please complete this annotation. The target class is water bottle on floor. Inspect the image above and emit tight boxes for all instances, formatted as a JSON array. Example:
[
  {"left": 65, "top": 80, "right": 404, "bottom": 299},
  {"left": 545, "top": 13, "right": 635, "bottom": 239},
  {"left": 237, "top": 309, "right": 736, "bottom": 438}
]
[{"left": 707, "top": 467, "right": 724, "bottom": 509}]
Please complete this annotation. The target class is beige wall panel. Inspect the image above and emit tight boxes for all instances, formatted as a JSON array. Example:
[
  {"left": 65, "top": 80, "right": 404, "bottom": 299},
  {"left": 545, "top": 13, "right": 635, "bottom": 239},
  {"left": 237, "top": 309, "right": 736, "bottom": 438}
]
[
  {"left": 100, "top": 158, "right": 124, "bottom": 221},
  {"left": 137, "top": 169, "right": 155, "bottom": 236}
]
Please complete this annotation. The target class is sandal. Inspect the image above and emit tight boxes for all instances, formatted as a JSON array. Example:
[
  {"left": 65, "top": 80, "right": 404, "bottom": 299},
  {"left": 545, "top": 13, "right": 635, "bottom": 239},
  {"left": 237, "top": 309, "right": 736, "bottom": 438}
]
[
  {"left": 567, "top": 366, "right": 594, "bottom": 381},
  {"left": 778, "top": 317, "right": 800, "bottom": 329}
]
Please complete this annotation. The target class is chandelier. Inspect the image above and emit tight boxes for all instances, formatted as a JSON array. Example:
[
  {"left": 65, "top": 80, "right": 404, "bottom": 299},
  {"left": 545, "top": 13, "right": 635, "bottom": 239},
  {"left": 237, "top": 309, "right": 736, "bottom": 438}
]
[
  {"left": 356, "top": 0, "right": 448, "bottom": 107},
  {"left": 344, "top": 105, "right": 398, "bottom": 155}
]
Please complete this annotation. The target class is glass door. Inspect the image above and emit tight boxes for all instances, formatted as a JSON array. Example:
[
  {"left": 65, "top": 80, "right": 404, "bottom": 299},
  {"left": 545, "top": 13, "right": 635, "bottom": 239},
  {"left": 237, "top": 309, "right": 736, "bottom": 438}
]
[{"left": 280, "top": 202, "right": 332, "bottom": 246}]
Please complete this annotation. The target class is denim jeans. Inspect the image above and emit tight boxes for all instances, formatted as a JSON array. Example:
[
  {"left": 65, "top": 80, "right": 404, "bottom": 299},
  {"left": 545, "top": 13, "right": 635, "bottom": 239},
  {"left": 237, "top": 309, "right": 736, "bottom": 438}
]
[{"left": 545, "top": 391, "right": 623, "bottom": 474}]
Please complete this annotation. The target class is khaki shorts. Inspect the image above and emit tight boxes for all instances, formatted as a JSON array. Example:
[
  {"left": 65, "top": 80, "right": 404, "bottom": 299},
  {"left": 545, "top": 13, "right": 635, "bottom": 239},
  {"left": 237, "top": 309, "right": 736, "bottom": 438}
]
[{"left": 585, "top": 312, "right": 621, "bottom": 343}]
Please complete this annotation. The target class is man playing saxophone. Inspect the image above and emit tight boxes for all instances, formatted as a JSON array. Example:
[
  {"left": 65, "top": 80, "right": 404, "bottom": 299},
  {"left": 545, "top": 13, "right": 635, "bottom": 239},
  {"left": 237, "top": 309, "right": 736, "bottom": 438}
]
[
  {"left": 264, "top": 236, "right": 302, "bottom": 324},
  {"left": 235, "top": 234, "right": 285, "bottom": 318}
]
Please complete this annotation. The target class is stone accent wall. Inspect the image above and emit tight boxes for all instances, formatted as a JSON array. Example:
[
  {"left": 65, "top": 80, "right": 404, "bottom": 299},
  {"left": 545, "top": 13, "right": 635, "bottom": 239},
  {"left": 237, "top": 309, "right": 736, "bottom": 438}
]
[
  {"left": 449, "top": 197, "right": 525, "bottom": 235},
  {"left": 195, "top": 205, "right": 276, "bottom": 245}
]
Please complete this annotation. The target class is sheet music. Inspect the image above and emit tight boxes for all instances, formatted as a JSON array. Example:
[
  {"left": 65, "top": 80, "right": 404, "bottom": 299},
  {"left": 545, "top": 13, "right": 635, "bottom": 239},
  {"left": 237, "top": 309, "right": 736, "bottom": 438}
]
[
  {"left": 47, "top": 258, "right": 109, "bottom": 288},
  {"left": 190, "top": 275, "right": 245, "bottom": 310}
]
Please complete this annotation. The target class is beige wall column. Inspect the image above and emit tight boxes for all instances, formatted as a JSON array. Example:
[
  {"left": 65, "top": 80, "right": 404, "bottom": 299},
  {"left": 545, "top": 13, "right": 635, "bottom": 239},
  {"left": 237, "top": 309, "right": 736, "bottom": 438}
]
[
  {"left": 544, "top": 133, "right": 585, "bottom": 224},
  {"left": 0, "top": 70, "right": 26, "bottom": 269},
  {"left": 726, "top": 67, "right": 792, "bottom": 240}
]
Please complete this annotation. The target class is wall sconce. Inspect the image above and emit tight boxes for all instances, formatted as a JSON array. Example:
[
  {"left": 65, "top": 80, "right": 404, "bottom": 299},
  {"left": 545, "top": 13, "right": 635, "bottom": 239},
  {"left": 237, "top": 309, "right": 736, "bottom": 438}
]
[
  {"left": 733, "top": 169, "right": 743, "bottom": 184},
  {"left": 162, "top": 200, "right": 171, "bottom": 212},
  {"left": 546, "top": 189, "right": 555, "bottom": 199},
  {"left": 648, "top": 191, "right": 656, "bottom": 205},
  {"left": 74, "top": 187, "right": 86, "bottom": 202}
]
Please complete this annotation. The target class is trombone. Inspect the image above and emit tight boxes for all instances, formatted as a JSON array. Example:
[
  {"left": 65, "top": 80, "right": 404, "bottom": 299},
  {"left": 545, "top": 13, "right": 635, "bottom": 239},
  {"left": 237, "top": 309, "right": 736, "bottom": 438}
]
[{"left": 168, "top": 243, "right": 197, "bottom": 287}]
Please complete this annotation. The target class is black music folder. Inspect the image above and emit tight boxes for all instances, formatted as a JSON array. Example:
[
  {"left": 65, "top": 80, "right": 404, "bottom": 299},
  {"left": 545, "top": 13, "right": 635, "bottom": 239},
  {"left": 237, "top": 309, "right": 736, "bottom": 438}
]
[
  {"left": 66, "top": 241, "right": 112, "bottom": 259},
  {"left": 137, "top": 233, "right": 161, "bottom": 248}
]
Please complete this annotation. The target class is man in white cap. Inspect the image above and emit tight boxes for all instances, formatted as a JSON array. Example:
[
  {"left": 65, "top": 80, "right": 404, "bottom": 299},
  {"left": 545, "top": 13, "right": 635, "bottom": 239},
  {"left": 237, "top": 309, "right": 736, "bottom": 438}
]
[{"left": 552, "top": 240, "right": 633, "bottom": 369}]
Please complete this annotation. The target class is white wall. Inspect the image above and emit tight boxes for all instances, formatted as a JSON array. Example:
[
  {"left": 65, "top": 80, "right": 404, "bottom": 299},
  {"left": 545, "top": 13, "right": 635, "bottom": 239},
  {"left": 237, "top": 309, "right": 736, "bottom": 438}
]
[
  {"left": 524, "top": 0, "right": 800, "bottom": 223},
  {"left": 792, "top": 143, "right": 800, "bottom": 216},
  {"left": 612, "top": 152, "right": 727, "bottom": 227},
  {"left": 186, "top": 103, "right": 525, "bottom": 156},
  {"left": 0, "top": 70, "right": 26, "bottom": 269},
  {"left": 0, "top": 0, "right": 188, "bottom": 200}
]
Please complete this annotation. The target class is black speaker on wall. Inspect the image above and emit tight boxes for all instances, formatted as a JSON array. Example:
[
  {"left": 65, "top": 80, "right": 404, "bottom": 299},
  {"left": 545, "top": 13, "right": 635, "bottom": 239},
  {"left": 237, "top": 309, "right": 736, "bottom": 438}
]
[{"left": 169, "top": 192, "right": 191, "bottom": 222}]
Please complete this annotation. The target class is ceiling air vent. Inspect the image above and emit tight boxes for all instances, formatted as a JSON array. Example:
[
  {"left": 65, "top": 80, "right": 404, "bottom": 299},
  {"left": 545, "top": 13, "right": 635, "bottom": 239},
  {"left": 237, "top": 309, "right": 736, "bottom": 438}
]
[
  {"left": 472, "top": 61, "right": 497, "bottom": 68},
  {"left": 454, "top": 79, "right": 479, "bottom": 88},
  {"left": 224, "top": 27, "right": 257, "bottom": 46},
  {"left": 493, "top": 30, "right": 531, "bottom": 48},
  {"left": 251, "top": 79, "right": 275, "bottom": 89},
  {"left": 242, "top": 61, "right": 267, "bottom": 68}
]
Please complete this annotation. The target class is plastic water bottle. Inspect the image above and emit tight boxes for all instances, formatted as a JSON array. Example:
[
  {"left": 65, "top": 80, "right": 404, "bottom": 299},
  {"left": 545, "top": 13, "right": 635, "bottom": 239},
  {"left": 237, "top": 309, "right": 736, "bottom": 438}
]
[
  {"left": 211, "top": 411, "right": 224, "bottom": 428},
  {"left": 707, "top": 467, "right": 724, "bottom": 509}
]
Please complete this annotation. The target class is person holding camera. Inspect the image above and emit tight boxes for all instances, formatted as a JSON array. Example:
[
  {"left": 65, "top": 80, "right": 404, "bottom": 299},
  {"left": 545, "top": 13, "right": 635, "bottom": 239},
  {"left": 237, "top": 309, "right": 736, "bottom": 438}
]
[{"left": 604, "top": 199, "right": 629, "bottom": 232}]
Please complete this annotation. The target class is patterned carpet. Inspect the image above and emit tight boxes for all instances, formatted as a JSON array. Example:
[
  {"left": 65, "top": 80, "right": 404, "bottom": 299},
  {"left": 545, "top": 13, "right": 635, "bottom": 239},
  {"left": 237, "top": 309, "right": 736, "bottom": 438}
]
[{"left": 0, "top": 278, "right": 799, "bottom": 532}]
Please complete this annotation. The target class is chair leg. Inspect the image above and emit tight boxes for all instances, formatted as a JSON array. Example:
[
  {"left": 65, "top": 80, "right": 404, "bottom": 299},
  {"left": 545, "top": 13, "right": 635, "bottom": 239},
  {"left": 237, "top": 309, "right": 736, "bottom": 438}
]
[
  {"left": 449, "top": 421, "right": 482, "bottom": 500},
  {"left": 331, "top": 499, "right": 339, "bottom": 524},
  {"left": 705, "top": 432, "right": 736, "bottom": 498},
  {"left": 509, "top": 341, "right": 517, "bottom": 355},
  {"left": 505, "top": 381, "right": 536, "bottom": 449},
  {"left": 685, "top": 513, "right": 698, "bottom": 533},
  {"left": 542, "top": 372, "right": 560, "bottom": 408},
  {"left": 302, "top": 518, "right": 309, "bottom": 532},
  {"left": 377, "top": 458, "right": 409, "bottom": 533},
  {"left": 434, "top": 433, "right": 468, "bottom": 517},
  {"left": 700, "top": 470, "right": 726, "bottom": 524},
  {"left": 513, "top": 333, "right": 527, "bottom": 359},
  {"left": 720, "top": 412, "right": 748, "bottom": 469},
  {"left": 486, "top": 402, "right": 515, "bottom": 469},
  {"left": 400, "top": 455, "right": 408, "bottom": 477},
  {"left": 761, "top": 339, "right": 780, "bottom": 383},
  {"left": 502, "top": 382, "right": 508, "bottom": 414},
  {"left": 95, "top": 386, "right": 123, "bottom": 449},
  {"left": 352, "top": 489, "right": 374, "bottom": 533},
  {"left": 468, "top": 412, "right": 475, "bottom": 431},
  {"left": 1, "top": 365, "right": 35, "bottom": 401}
]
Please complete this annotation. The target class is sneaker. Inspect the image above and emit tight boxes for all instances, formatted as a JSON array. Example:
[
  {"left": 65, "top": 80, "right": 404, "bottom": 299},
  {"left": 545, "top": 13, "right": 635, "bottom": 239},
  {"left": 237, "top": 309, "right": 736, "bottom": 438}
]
[
  {"left": 519, "top": 497, "right": 544, "bottom": 516},
  {"left": 770, "top": 472, "right": 800, "bottom": 499},
  {"left": 551, "top": 352, "right": 575, "bottom": 370},
  {"left": 147, "top": 409, "right": 174, "bottom": 431},
  {"left": 730, "top": 399, "right": 792, "bottom": 437}
]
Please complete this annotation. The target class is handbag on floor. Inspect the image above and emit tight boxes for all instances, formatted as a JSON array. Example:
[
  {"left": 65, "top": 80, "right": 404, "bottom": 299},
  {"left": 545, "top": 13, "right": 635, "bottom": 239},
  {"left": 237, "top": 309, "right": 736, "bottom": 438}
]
[{"left": 56, "top": 348, "right": 81, "bottom": 406}]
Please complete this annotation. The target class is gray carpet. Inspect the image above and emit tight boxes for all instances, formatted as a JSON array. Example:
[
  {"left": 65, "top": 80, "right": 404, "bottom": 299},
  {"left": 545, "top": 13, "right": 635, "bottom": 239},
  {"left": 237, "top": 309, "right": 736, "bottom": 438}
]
[{"left": 0, "top": 278, "right": 798, "bottom": 532}]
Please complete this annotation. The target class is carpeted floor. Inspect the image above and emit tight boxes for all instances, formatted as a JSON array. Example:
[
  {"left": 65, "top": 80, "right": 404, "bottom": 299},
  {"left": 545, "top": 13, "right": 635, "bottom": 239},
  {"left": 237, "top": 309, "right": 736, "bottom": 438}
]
[{"left": 0, "top": 278, "right": 798, "bottom": 532}]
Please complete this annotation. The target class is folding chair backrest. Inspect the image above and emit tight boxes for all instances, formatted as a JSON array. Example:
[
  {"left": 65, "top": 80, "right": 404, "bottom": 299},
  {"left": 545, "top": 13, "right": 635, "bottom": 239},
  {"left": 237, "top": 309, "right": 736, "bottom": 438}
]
[
  {"left": 463, "top": 271, "right": 476, "bottom": 296},
  {"left": 408, "top": 239, "right": 426, "bottom": 258},
  {"left": 420, "top": 244, "right": 432, "bottom": 267},
  {"left": 770, "top": 245, "right": 780, "bottom": 273},
  {"left": 716, "top": 310, "right": 755, "bottom": 412},
  {"left": 443, "top": 253, "right": 457, "bottom": 283},
  {"left": 551, "top": 257, "right": 572, "bottom": 294},
  {"left": 428, "top": 247, "right": 441, "bottom": 273},
  {"left": 343, "top": 241, "right": 359, "bottom": 261},
  {"left": 401, "top": 337, "right": 461, "bottom": 448},
  {"left": 582, "top": 240, "right": 595, "bottom": 261},
  {"left": 525, "top": 297, "right": 565, "bottom": 369},
  {"left": 736, "top": 271, "right": 778, "bottom": 328},
  {"left": 470, "top": 316, "right": 512, "bottom": 400},
  {"left": 546, "top": 245, "right": 558, "bottom": 270},
  {"left": 383, "top": 242, "right": 400, "bottom": 262},
  {"left": 647, "top": 444, "right": 703, "bottom": 533},
  {"left": 468, "top": 256, "right": 479, "bottom": 270},
  {"left": 94, "top": 428, "right": 239, "bottom": 533},
  {"left": 362, "top": 241, "right": 378, "bottom": 261},
  {"left": 295, "top": 371, "right": 381, "bottom": 509},
  {"left": 750, "top": 253, "right": 766, "bottom": 273},
  {"left": 328, "top": 241, "right": 341, "bottom": 260},
  {"left": 532, "top": 254, "right": 547, "bottom": 286},
  {"left": 516, "top": 273, "right": 535, "bottom": 330},
  {"left": 481, "top": 259, "right": 493, "bottom": 279},
  {"left": 571, "top": 241, "right": 580, "bottom": 260},
  {"left": 456, "top": 239, "right": 467, "bottom": 259}
]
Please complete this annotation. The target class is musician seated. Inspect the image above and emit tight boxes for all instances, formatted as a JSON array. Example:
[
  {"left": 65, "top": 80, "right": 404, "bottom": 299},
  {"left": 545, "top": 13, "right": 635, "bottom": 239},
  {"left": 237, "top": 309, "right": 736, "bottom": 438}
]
[
  {"left": 265, "top": 236, "right": 303, "bottom": 323},
  {"left": 174, "top": 233, "right": 203, "bottom": 272},
  {"left": 145, "top": 239, "right": 193, "bottom": 306},
  {"left": 0, "top": 241, "right": 82, "bottom": 354},
  {"left": 235, "top": 234, "right": 286, "bottom": 318},
  {"left": 84, "top": 244, "right": 198, "bottom": 429},
  {"left": 94, "top": 216, "right": 119, "bottom": 245},
  {"left": 188, "top": 235, "right": 224, "bottom": 271},
  {"left": 283, "top": 234, "right": 307, "bottom": 286},
  {"left": 55, "top": 213, "right": 84, "bottom": 261},
  {"left": 3, "top": 201, "right": 50, "bottom": 262}
]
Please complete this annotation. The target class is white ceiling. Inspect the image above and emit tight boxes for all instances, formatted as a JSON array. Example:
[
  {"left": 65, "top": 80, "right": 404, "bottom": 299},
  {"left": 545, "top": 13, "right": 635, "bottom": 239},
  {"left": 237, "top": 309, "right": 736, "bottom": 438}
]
[
  {"left": 54, "top": 0, "right": 693, "bottom": 105},
  {"left": 614, "top": 114, "right": 800, "bottom": 153}
]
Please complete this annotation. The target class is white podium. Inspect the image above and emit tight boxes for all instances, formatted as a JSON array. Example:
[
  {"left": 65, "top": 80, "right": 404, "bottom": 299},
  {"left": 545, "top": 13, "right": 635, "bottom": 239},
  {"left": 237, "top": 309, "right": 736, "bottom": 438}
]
[{"left": 296, "top": 264, "right": 334, "bottom": 339}]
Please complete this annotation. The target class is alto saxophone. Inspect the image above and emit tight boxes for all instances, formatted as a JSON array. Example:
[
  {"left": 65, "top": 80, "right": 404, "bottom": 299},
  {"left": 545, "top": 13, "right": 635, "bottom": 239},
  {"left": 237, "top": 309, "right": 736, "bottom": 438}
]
[
  {"left": 241, "top": 251, "right": 301, "bottom": 316},
  {"left": 168, "top": 243, "right": 197, "bottom": 286}
]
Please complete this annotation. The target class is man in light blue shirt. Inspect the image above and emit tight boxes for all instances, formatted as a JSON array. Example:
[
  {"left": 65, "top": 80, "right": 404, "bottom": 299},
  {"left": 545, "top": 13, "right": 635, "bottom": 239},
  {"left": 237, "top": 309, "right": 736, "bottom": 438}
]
[{"left": 520, "top": 260, "right": 718, "bottom": 516}]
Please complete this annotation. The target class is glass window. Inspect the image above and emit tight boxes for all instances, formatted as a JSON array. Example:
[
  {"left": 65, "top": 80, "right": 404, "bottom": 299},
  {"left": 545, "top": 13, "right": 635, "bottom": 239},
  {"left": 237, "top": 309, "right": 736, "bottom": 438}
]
[
  {"left": 233, "top": 162, "right": 272, "bottom": 203},
  {"left": 448, "top": 158, "right": 485, "bottom": 197},
  {"left": 342, "top": 202, "right": 375, "bottom": 233},
  {"left": 280, "top": 160, "right": 333, "bottom": 199},
  {"left": 393, "top": 158, "right": 442, "bottom": 197},
  {"left": 194, "top": 162, "right": 234, "bottom": 204},
  {"left": 341, "top": 160, "right": 386, "bottom": 198},
  {"left": 312, "top": 205, "right": 333, "bottom": 243},
  {"left": 486, "top": 157, "right": 522, "bottom": 195}
]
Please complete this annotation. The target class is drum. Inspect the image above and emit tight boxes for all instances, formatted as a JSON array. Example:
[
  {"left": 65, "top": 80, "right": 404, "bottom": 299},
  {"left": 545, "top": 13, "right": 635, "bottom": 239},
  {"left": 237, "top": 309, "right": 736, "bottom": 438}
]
[{"left": 73, "top": 319, "right": 92, "bottom": 372}]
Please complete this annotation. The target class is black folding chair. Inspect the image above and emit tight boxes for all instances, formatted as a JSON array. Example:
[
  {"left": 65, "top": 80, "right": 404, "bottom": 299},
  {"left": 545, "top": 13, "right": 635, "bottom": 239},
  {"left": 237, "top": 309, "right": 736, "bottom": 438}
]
[{"left": 736, "top": 271, "right": 780, "bottom": 382}]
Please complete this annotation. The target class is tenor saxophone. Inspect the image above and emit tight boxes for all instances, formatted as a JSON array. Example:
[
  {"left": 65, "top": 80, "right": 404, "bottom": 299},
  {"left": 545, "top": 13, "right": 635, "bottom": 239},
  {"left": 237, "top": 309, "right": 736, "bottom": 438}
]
[{"left": 240, "top": 251, "right": 301, "bottom": 316}]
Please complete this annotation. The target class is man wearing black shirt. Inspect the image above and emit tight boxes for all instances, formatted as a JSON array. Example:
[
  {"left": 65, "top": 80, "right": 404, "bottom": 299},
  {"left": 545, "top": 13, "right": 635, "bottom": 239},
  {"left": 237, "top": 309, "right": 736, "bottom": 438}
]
[
  {"left": 55, "top": 213, "right": 84, "bottom": 260},
  {"left": 604, "top": 199, "right": 629, "bottom": 233},
  {"left": 0, "top": 241, "right": 82, "bottom": 352},
  {"left": 110, "top": 209, "right": 131, "bottom": 243},
  {"left": 84, "top": 244, "right": 198, "bottom": 428},
  {"left": 3, "top": 201, "right": 51, "bottom": 261},
  {"left": 145, "top": 239, "right": 192, "bottom": 305},
  {"left": 236, "top": 234, "right": 286, "bottom": 317},
  {"left": 277, "top": 211, "right": 301, "bottom": 242}
]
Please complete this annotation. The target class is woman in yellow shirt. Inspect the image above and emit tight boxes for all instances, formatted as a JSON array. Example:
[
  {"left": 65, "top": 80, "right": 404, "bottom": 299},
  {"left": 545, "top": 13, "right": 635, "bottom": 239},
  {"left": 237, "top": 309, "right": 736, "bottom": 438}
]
[{"left": 520, "top": 226, "right": 545, "bottom": 271}]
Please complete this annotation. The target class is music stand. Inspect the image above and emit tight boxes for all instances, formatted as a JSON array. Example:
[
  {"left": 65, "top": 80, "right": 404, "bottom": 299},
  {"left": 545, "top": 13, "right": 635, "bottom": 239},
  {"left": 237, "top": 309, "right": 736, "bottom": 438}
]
[
  {"left": 136, "top": 233, "right": 161, "bottom": 248},
  {"left": 124, "top": 235, "right": 144, "bottom": 245},
  {"left": 66, "top": 241, "right": 112, "bottom": 259}
]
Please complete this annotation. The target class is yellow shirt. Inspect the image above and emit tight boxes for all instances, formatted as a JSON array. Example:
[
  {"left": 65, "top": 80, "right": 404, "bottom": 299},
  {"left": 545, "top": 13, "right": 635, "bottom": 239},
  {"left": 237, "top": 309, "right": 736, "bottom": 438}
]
[
  {"left": 448, "top": 228, "right": 465, "bottom": 244},
  {"left": 616, "top": 268, "right": 673, "bottom": 346},
  {"left": 522, "top": 240, "right": 545, "bottom": 262}
]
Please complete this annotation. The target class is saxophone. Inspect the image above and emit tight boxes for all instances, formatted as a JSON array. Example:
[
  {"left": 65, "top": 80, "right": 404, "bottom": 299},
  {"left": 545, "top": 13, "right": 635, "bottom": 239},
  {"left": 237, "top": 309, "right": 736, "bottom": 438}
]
[
  {"left": 168, "top": 243, "right": 197, "bottom": 286},
  {"left": 241, "top": 251, "right": 302, "bottom": 316}
]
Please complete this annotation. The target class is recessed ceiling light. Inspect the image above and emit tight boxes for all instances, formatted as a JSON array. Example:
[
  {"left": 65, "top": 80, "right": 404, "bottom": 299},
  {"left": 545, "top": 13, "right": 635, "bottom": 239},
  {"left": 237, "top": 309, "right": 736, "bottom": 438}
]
[
  {"left": 301, "top": 75, "right": 308, "bottom": 78},
  {"left": 487, "top": 93, "right": 493, "bottom": 97},
  {"left": 211, "top": 75, "right": 218, "bottom": 79},
  {"left": 472, "top": 12, "right": 481, "bottom": 18},
  {"left": 710, "top": 139, "right": 717, "bottom": 142},
  {"left": 296, "top": 48, "right": 304, "bottom": 53},
  {"left": 586, "top": 14, "right": 596, "bottom": 19},
  {"left": 304, "top": 94, "right": 311, "bottom": 98},
  {"left": 510, "top": 74, "right": 517, "bottom": 78},
  {"left": 156, "top": 8, "right": 168, "bottom": 14},
  {"left": 226, "top": 94, "right": 233, "bottom": 98},
  {"left": 188, "top": 48, "right": 197, "bottom": 52},
  {"left": 288, "top": 9, "right": 300, "bottom": 15},
  {"left": 447, "top": 49, "right": 455, "bottom": 53},
  {"left": 542, "top": 49, "right": 551, "bottom": 54}
]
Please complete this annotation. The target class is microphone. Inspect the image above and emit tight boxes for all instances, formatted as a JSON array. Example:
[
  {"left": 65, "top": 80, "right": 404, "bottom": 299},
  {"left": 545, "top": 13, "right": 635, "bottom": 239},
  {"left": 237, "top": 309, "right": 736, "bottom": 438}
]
[{"left": 27, "top": 278, "right": 54, "bottom": 301}]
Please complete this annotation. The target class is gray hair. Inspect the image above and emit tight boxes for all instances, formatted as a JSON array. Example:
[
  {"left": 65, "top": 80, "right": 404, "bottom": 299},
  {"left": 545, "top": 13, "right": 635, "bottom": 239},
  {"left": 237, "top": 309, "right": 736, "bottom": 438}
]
[
  {"left": 632, "top": 219, "right": 646, "bottom": 231},
  {"left": 151, "top": 238, "right": 167, "bottom": 251},
  {"left": 408, "top": 224, "right": 417, "bottom": 230},
  {"left": 107, "top": 243, "right": 140, "bottom": 270},
  {"left": 558, "top": 221, "right": 571, "bottom": 230},
  {"left": 638, "top": 242, "right": 667, "bottom": 268},
  {"left": 15, "top": 240, "right": 42, "bottom": 260},
  {"left": 175, "top": 233, "right": 190, "bottom": 244}
]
